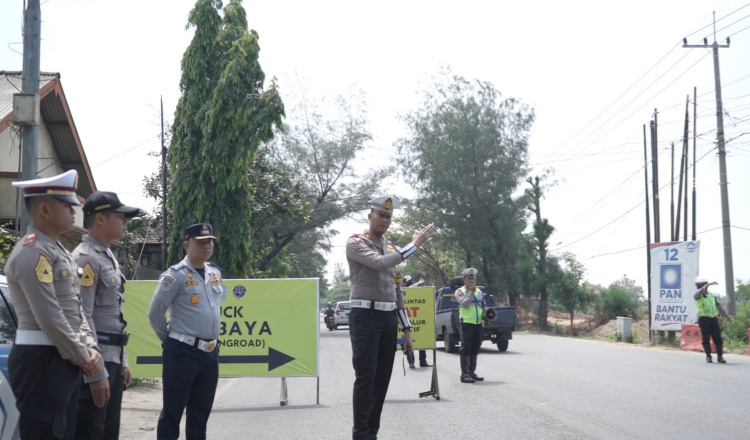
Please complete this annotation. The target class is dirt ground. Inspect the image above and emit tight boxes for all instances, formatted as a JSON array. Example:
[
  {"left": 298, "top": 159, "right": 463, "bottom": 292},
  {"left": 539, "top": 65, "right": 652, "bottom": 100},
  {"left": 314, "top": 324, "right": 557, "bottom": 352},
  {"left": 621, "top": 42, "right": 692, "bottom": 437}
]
[{"left": 120, "top": 378, "right": 233, "bottom": 440}]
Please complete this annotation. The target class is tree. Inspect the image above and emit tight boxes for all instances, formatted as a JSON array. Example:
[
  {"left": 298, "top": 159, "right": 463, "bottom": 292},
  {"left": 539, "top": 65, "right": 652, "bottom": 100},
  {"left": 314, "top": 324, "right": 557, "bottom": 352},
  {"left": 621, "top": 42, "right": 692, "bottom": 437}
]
[
  {"left": 261, "top": 88, "right": 391, "bottom": 274},
  {"left": 549, "top": 252, "right": 595, "bottom": 333},
  {"left": 526, "top": 175, "right": 555, "bottom": 329},
  {"left": 326, "top": 263, "right": 351, "bottom": 303},
  {"left": 167, "top": 0, "right": 286, "bottom": 277},
  {"left": 397, "top": 69, "right": 535, "bottom": 307},
  {"left": 597, "top": 276, "right": 643, "bottom": 322}
]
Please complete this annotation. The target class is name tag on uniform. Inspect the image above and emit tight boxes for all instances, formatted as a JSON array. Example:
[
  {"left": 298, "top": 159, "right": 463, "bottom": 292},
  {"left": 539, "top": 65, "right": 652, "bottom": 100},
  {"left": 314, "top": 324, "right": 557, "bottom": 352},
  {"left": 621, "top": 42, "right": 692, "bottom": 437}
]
[
  {"left": 210, "top": 280, "right": 220, "bottom": 285},
  {"left": 185, "top": 280, "right": 199, "bottom": 286}
]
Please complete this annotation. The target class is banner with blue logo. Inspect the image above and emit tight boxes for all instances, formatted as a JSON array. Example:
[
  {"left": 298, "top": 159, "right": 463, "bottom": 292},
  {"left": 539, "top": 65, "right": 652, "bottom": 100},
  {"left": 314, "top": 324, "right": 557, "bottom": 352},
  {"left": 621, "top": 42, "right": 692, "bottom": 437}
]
[{"left": 649, "top": 241, "right": 700, "bottom": 331}]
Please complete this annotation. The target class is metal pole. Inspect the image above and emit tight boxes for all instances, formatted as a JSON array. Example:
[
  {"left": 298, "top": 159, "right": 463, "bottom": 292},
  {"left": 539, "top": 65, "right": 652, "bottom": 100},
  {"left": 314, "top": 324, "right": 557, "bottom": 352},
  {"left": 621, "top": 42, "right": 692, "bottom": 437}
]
[
  {"left": 670, "top": 142, "right": 674, "bottom": 241},
  {"left": 19, "top": 0, "right": 42, "bottom": 233},
  {"left": 650, "top": 118, "right": 660, "bottom": 243}
]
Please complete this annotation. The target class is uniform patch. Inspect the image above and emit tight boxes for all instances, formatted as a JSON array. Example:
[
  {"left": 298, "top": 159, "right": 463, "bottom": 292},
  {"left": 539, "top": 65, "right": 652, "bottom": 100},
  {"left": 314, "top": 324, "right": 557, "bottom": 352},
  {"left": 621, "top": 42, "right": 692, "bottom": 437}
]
[
  {"left": 210, "top": 279, "right": 220, "bottom": 285},
  {"left": 186, "top": 271, "right": 193, "bottom": 279},
  {"left": 364, "top": 232, "right": 371, "bottom": 239},
  {"left": 35, "top": 254, "right": 54, "bottom": 284},
  {"left": 23, "top": 234, "right": 37, "bottom": 246},
  {"left": 160, "top": 276, "right": 175, "bottom": 290},
  {"left": 190, "top": 294, "right": 200, "bottom": 304},
  {"left": 351, "top": 235, "right": 361, "bottom": 243},
  {"left": 185, "top": 280, "right": 199, "bottom": 286},
  {"left": 61, "top": 269, "right": 69, "bottom": 278}
]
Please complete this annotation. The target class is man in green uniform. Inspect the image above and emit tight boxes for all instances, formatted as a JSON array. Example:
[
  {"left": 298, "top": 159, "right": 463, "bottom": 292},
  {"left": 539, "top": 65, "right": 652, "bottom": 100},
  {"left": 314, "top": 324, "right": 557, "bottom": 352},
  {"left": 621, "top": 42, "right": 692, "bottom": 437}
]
[
  {"left": 455, "top": 268, "right": 484, "bottom": 383},
  {"left": 693, "top": 276, "right": 731, "bottom": 363}
]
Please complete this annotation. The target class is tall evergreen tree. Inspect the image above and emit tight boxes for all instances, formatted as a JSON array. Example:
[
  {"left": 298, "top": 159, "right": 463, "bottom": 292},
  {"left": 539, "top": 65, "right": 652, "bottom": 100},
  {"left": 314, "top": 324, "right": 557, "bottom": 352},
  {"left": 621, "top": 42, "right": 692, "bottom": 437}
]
[
  {"left": 397, "top": 70, "right": 534, "bottom": 305},
  {"left": 167, "top": 0, "right": 285, "bottom": 277}
]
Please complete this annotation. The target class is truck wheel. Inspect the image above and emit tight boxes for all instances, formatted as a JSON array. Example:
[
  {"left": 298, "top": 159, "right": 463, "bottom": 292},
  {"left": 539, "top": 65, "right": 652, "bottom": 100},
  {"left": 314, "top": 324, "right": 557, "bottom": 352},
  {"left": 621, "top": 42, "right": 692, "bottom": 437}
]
[
  {"left": 497, "top": 340, "right": 509, "bottom": 352},
  {"left": 443, "top": 329, "right": 457, "bottom": 353}
]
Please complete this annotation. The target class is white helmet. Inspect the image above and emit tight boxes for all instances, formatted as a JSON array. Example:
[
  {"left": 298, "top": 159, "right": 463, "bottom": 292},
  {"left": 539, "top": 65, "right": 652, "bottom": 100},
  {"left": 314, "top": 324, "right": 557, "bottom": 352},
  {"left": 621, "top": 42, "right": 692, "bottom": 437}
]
[{"left": 694, "top": 276, "right": 707, "bottom": 284}]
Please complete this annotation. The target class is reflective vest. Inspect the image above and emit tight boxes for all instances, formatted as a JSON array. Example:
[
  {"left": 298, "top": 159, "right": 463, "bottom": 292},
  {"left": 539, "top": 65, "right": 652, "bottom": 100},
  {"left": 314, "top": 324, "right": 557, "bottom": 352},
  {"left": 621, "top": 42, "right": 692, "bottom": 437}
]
[
  {"left": 695, "top": 293, "right": 718, "bottom": 317},
  {"left": 456, "top": 287, "right": 483, "bottom": 325}
]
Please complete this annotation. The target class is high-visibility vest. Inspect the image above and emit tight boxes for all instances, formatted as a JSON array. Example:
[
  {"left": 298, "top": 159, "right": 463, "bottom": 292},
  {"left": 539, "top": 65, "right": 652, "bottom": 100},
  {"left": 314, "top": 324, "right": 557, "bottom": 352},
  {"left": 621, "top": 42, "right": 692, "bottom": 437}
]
[
  {"left": 456, "top": 287, "right": 483, "bottom": 325},
  {"left": 695, "top": 293, "right": 718, "bottom": 317}
]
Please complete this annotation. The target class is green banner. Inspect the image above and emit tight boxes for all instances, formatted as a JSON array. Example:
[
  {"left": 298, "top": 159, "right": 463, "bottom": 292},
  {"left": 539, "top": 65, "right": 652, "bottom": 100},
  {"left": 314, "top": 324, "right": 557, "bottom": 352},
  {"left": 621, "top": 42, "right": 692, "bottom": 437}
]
[
  {"left": 122, "top": 278, "right": 319, "bottom": 378},
  {"left": 397, "top": 286, "right": 435, "bottom": 350}
]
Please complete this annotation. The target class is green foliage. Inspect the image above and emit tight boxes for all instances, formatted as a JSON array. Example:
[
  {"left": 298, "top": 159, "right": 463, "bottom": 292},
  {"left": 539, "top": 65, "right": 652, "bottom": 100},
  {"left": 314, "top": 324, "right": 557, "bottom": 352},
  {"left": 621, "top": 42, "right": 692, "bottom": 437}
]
[
  {"left": 397, "top": 68, "right": 535, "bottom": 307},
  {"left": 722, "top": 300, "right": 750, "bottom": 344},
  {"left": 257, "top": 87, "right": 386, "bottom": 275},
  {"left": 326, "top": 264, "right": 351, "bottom": 303},
  {"left": 0, "top": 225, "right": 18, "bottom": 272},
  {"left": 167, "top": 0, "right": 287, "bottom": 277},
  {"left": 735, "top": 279, "right": 750, "bottom": 305},
  {"left": 548, "top": 253, "right": 596, "bottom": 327},
  {"left": 597, "top": 277, "right": 642, "bottom": 322}
]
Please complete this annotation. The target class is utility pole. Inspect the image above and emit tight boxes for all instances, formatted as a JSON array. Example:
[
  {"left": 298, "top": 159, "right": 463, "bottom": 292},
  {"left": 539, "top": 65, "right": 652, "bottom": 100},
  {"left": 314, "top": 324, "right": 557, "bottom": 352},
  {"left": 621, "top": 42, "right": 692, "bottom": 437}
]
[
  {"left": 643, "top": 125, "right": 652, "bottom": 342},
  {"left": 650, "top": 114, "right": 660, "bottom": 243},
  {"left": 19, "top": 0, "right": 42, "bottom": 233},
  {"left": 692, "top": 87, "right": 697, "bottom": 241},
  {"left": 683, "top": 12, "right": 735, "bottom": 315}
]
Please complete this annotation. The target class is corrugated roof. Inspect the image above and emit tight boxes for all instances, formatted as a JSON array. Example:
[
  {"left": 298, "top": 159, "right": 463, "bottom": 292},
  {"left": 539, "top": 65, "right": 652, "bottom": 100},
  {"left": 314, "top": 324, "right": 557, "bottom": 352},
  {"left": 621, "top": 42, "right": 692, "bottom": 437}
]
[{"left": 0, "top": 71, "right": 96, "bottom": 198}]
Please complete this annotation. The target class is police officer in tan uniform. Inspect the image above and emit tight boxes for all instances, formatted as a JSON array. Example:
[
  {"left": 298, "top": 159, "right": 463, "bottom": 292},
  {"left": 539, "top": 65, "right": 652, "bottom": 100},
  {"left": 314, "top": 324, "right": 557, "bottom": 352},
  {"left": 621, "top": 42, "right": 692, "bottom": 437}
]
[
  {"left": 148, "top": 223, "right": 226, "bottom": 440},
  {"left": 73, "top": 191, "right": 140, "bottom": 439},
  {"left": 346, "top": 196, "right": 434, "bottom": 440},
  {"left": 5, "top": 170, "right": 105, "bottom": 440}
]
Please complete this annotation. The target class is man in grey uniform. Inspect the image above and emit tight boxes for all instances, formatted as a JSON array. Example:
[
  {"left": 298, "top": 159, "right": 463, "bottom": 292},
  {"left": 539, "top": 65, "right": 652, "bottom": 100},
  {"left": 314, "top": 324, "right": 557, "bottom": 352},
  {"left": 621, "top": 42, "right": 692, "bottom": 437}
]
[
  {"left": 5, "top": 170, "right": 105, "bottom": 440},
  {"left": 346, "top": 196, "right": 434, "bottom": 440},
  {"left": 74, "top": 191, "right": 140, "bottom": 439},
  {"left": 148, "top": 223, "right": 226, "bottom": 440}
]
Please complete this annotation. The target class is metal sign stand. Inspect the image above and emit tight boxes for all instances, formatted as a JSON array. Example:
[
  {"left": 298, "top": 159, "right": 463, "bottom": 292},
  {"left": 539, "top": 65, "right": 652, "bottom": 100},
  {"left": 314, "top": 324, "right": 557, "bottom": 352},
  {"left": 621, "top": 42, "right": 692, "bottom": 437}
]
[{"left": 419, "top": 349, "right": 439, "bottom": 400}]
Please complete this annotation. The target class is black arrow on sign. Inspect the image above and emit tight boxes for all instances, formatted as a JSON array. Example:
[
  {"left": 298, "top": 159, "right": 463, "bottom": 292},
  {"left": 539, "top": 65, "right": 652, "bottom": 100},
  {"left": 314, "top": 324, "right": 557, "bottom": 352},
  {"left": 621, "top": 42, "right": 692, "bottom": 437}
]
[{"left": 136, "top": 347, "right": 295, "bottom": 371}]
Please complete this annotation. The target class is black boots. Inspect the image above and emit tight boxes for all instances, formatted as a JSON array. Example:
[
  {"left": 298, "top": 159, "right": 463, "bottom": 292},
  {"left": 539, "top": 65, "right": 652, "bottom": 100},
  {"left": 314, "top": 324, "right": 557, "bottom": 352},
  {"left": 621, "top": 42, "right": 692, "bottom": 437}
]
[
  {"left": 469, "top": 355, "right": 484, "bottom": 381},
  {"left": 717, "top": 345, "right": 726, "bottom": 363},
  {"left": 703, "top": 343, "right": 727, "bottom": 363},
  {"left": 460, "top": 356, "right": 474, "bottom": 383}
]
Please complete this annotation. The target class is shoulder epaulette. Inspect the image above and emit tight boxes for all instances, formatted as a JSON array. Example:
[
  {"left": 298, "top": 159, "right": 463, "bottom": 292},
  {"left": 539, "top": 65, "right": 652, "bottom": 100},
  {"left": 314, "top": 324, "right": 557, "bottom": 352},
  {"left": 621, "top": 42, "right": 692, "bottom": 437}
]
[
  {"left": 169, "top": 261, "right": 187, "bottom": 271},
  {"left": 206, "top": 261, "right": 222, "bottom": 272}
]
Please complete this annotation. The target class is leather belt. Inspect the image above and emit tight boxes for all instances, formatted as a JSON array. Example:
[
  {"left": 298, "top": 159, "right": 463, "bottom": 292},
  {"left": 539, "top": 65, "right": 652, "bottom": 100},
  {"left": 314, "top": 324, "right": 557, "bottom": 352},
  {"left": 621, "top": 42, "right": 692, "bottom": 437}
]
[
  {"left": 169, "top": 331, "right": 218, "bottom": 353},
  {"left": 15, "top": 329, "right": 84, "bottom": 346},
  {"left": 350, "top": 300, "right": 397, "bottom": 312},
  {"left": 97, "top": 331, "right": 130, "bottom": 346}
]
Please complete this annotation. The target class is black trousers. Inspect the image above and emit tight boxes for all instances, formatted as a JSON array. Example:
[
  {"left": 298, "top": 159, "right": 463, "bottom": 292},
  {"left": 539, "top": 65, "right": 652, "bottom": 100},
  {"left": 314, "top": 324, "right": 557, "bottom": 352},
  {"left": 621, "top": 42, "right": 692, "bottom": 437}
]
[
  {"left": 348, "top": 307, "right": 398, "bottom": 440},
  {"left": 75, "top": 360, "right": 124, "bottom": 440},
  {"left": 698, "top": 316, "right": 723, "bottom": 350},
  {"left": 157, "top": 337, "right": 219, "bottom": 440},
  {"left": 459, "top": 322, "right": 482, "bottom": 357},
  {"left": 8, "top": 345, "right": 81, "bottom": 440}
]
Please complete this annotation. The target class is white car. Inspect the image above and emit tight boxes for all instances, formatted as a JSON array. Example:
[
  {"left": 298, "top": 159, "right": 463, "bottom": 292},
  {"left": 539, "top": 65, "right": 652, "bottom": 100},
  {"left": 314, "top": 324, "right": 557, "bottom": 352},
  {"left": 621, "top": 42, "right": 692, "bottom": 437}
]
[{"left": 333, "top": 301, "right": 351, "bottom": 329}]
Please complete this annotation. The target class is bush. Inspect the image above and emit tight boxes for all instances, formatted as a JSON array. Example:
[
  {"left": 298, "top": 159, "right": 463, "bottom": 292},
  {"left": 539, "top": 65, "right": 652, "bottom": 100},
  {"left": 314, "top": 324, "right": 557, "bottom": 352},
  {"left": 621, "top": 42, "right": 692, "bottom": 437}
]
[
  {"left": 722, "top": 301, "right": 750, "bottom": 344},
  {"left": 598, "top": 284, "right": 640, "bottom": 322}
]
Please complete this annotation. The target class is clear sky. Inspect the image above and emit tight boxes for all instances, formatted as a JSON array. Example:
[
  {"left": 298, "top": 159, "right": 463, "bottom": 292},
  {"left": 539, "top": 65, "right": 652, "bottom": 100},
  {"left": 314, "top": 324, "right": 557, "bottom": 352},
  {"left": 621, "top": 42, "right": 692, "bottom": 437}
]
[{"left": 2, "top": 0, "right": 749, "bottom": 298}]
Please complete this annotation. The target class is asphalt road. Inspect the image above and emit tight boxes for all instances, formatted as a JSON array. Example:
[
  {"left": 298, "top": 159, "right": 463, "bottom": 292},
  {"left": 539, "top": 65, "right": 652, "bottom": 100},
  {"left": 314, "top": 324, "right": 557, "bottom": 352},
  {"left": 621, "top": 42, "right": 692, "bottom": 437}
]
[{"left": 164, "top": 319, "right": 749, "bottom": 439}]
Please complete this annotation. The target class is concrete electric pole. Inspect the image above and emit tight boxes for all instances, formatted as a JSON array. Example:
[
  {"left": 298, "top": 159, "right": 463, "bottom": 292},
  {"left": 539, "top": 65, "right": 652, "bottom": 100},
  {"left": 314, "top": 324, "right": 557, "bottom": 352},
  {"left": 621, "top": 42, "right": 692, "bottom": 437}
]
[{"left": 682, "top": 12, "right": 735, "bottom": 315}]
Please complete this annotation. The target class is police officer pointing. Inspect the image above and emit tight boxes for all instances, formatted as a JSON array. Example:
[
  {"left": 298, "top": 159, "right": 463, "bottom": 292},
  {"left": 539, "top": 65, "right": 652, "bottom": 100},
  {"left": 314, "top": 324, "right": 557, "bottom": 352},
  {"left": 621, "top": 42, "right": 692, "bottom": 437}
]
[
  {"left": 456, "top": 267, "right": 484, "bottom": 383},
  {"left": 148, "top": 223, "right": 226, "bottom": 440},
  {"left": 5, "top": 170, "right": 104, "bottom": 440},
  {"left": 74, "top": 191, "right": 140, "bottom": 439},
  {"left": 346, "top": 196, "right": 434, "bottom": 440}
]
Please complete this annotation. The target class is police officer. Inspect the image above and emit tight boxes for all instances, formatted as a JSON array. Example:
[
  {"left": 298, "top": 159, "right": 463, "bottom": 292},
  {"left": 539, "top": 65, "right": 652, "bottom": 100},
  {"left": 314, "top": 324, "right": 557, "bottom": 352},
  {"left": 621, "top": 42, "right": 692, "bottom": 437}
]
[
  {"left": 455, "top": 268, "right": 484, "bottom": 383},
  {"left": 5, "top": 170, "right": 105, "bottom": 440},
  {"left": 346, "top": 196, "right": 434, "bottom": 440},
  {"left": 73, "top": 191, "right": 140, "bottom": 439},
  {"left": 693, "top": 276, "right": 732, "bottom": 363},
  {"left": 148, "top": 223, "right": 226, "bottom": 440}
]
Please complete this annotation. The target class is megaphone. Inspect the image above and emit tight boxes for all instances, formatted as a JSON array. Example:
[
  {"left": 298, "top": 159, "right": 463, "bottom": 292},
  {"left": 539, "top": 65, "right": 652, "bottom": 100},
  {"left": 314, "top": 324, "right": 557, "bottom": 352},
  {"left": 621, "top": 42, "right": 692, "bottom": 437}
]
[{"left": 483, "top": 307, "right": 497, "bottom": 321}]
